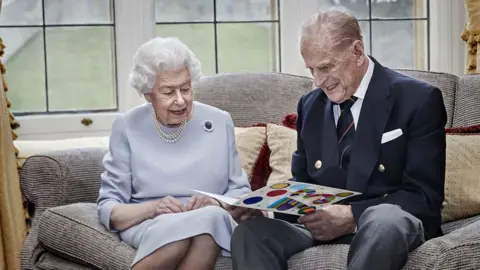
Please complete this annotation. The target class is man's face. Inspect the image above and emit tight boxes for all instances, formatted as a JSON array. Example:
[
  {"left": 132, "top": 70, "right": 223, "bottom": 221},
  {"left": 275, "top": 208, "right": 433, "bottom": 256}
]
[{"left": 301, "top": 34, "right": 366, "bottom": 103}]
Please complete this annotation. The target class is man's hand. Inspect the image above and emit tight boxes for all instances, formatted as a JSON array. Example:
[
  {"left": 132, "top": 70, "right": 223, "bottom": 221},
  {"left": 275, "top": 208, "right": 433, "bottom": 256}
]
[
  {"left": 150, "top": 196, "right": 187, "bottom": 217},
  {"left": 186, "top": 195, "right": 222, "bottom": 211},
  {"left": 298, "top": 205, "right": 356, "bottom": 241},
  {"left": 224, "top": 205, "right": 263, "bottom": 222}
]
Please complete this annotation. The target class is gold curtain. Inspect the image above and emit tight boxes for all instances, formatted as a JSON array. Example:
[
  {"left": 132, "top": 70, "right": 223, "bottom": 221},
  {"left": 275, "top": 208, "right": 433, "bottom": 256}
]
[
  {"left": 0, "top": 37, "right": 27, "bottom": 269},
  {"left": 462, "top": 0, "right": 480, "bottom": 74}
]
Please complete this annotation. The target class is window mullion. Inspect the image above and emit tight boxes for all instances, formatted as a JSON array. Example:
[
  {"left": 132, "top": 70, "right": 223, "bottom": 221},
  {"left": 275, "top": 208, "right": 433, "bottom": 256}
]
[{"left": 114, "top": 0, "right": 154, "bottom": 112}]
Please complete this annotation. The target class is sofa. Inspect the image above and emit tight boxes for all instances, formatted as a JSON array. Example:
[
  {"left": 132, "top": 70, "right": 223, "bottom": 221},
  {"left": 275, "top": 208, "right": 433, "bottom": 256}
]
[{"left": 19, "top": 70, "right": 480, "bottom": 270}]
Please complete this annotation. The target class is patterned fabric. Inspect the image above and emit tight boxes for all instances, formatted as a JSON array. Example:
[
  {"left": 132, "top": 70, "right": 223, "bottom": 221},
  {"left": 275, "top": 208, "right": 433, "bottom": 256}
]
[
  {"left": 234, "top": 126, "right": 267, "bottom": 181},
  {"left": 265, "top": 123, "right": 297, "bottom": 184},
  {"left": 453, "top": 75, "right": 480, "bottom": 127},
  {"left": 336, "top": 97, "right": 358, "bottom": 170},
  {"left": 442, "top": 129, "right": 480, "bottom": 222}
]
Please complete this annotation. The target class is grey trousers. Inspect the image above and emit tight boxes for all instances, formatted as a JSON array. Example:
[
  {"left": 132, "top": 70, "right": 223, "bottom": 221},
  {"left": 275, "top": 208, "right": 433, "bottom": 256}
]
[{"left": 231, "top": 204, "right": 425, "bottom": 270}]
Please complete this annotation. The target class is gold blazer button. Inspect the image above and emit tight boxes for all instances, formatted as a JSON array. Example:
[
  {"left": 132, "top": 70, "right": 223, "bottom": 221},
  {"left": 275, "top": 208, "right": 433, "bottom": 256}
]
[
  {"left": 378, "top": 164, "right": 385, "bottom": 172},
  {"left": 314, "top": 160, "right": 322, "bottom": 169}
]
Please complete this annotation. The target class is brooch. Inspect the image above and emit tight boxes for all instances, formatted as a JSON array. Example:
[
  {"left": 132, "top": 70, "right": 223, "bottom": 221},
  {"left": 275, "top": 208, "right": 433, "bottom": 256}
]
[{"left": 203, "top": 120, "right": 214, "bottom": 132}]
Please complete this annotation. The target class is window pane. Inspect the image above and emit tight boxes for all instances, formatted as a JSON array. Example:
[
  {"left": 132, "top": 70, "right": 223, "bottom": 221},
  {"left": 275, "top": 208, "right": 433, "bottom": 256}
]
[
  {"left": 155, "top": 0, "right": 213, "bottom": 22},
  {"left": 46, "top": 27, "right": 116, "bottom": 111},
  {"left": 216, "top": 0, "right": 278, "bottom": 21},
  {"left": 217, "top": 23, "right": 278, "bottom": 73},
  {"left": 371, "top": 20, "right": 428, "bottom": 69},
  {"left": 0, "top": 0, "right": 43, "bottom": 26},
  {"left": 0, "top": 27, "right": 46, "bottom": 112},
  {"left": 155, "top": 24, "right": 216, "bottom": 75},
  {"left": 44, "top": 0, "right": 113, "bottom": 25},
  {"left": 372, "top": 0, "right": 427, "bottom": 19},
  {"left": 317, "top": 0, "right": 369, "bottom": 20},
  {"left": 359, "top": 21, "right": 370, "bottom": 55}
]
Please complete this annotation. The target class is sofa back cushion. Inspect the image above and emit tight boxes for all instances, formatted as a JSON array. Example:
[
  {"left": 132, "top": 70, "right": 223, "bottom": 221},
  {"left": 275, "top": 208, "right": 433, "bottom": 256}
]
[
  {"left": 395, "top": 69, "right": 458, "bottom": 128},
  {"left": 193, "top": 72, "right": 313, "bottom": 127},
  {"left": 453, "top": 74, "right": 480, "bottom": 127},
  {"left": 193, "top": 70, "right": 459, "bottom": 128}
]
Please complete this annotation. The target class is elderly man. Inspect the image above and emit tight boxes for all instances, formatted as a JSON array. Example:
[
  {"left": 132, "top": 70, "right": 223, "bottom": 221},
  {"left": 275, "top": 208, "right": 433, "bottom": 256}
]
[{"left": 230, "top": 8, "right": 447, "bottom": 270}]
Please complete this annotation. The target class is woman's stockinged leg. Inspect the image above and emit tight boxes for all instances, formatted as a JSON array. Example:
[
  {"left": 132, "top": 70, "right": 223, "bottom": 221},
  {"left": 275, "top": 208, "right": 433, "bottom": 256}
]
[
  {"left": 132, "top": 239, "right": 191, "bottom": 270},
  {"left": 177, "top": 234, "right": 221, "bottom": 270}
]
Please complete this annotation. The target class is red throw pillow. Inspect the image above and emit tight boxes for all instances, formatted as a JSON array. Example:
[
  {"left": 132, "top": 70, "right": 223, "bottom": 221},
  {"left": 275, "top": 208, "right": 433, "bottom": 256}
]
[
  {"left": 249, "top": 123, "right": 272, "bottom": 191},
  {"left": 445, "top": 124, "right": 480, "bottom": 134},
  {"left": 282, "top": 113, "right": 297, "bottom": 130}
]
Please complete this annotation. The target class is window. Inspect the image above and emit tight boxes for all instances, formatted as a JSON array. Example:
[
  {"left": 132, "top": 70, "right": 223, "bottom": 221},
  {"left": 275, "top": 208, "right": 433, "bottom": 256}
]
[
  {"left": 5, "top": 0, "right": 462, "bottom": 140},
  {"left": 0, "top": 0, "right": 117, "bottom": 115},
  {"left": 280, "top": 0, "right": 430, "bottom": 76},
  {"left": 154, "top": 0, "right": 281, "bottom": 75}
]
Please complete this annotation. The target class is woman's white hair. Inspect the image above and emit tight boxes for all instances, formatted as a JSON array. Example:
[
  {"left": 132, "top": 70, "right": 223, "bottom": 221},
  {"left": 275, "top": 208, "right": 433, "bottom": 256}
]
[{"left": 128, "top": 37, "right": 202, "bottom": 95}]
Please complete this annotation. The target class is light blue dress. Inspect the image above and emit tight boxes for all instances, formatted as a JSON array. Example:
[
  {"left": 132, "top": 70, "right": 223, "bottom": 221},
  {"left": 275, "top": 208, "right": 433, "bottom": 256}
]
[{"left": 96, "top": 101, "right": 251, "bottom": 267}]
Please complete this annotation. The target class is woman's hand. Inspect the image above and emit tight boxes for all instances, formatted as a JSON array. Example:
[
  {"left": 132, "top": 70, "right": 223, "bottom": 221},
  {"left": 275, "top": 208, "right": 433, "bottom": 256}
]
[
  {"left": 150, "top": 196, "right": 187, "bottom": 217},
  {"left": 186, "top": 195, "right": 222, "bottom": 211}
]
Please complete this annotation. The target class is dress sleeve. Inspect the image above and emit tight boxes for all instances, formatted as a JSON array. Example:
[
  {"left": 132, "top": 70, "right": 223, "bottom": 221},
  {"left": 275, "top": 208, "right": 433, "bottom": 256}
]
[
  {"left": 96, "top": 114, "right": 132, "bottom": 232},
  {"left": 222, "top": 112, "right": 252, "bottom": 198}
]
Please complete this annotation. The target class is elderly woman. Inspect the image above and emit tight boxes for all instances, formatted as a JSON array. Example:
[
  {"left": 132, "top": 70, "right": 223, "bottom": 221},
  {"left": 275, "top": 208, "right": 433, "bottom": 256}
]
[{"left": 96, "top": 37, "right": 258, "bottom": 270}]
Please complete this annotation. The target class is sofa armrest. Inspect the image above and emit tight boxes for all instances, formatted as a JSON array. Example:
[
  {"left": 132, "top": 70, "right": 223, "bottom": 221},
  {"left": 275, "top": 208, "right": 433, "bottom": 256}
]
[
  {"left": 20, "top": 147, "right": 108, "bottom": 210},
  {"left": 404, "top": 216, "right": 480, "bottom": 269}
]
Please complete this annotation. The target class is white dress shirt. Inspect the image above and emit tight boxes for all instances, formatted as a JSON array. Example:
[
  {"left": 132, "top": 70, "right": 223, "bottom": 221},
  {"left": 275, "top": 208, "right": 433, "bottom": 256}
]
[{"left": 333, "top": 57, "right": 375, "bottom": 129}]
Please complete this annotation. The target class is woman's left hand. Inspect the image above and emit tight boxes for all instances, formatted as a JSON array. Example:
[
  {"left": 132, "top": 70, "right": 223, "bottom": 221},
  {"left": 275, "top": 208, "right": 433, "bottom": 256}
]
[{"left": 186, "top": 195, "right": 222, "bottom": 211}]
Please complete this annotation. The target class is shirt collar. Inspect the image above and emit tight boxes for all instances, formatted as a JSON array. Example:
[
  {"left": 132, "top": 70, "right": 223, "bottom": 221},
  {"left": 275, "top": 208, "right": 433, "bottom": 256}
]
[{"left": 353, "top": 56, "right": 374, "bottom": 100}]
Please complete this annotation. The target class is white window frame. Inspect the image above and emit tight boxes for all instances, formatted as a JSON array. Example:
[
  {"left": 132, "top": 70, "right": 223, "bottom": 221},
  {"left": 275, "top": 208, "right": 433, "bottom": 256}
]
[
  {"left": 14, "top": 0, "right": 153, "bottom": 140},
  {"left": 14, "top": 0, "right": 466, "bottom": 140}
]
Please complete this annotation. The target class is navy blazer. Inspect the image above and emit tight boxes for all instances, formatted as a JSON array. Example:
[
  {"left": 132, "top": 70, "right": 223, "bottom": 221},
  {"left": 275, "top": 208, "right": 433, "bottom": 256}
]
[{"left": 279, "top": 59, "right": 447, "bottom": 240}]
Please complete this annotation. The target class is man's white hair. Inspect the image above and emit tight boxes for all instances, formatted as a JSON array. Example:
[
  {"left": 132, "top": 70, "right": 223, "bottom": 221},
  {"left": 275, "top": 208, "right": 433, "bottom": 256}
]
[{"left": 128, "top": 37, "right": 202, "bottom": 95}]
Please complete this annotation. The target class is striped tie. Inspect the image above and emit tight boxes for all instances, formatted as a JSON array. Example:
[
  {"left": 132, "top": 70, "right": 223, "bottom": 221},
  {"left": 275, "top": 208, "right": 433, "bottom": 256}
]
[{"left": 337, "top": 97, "right": 358, "bottom": 170}]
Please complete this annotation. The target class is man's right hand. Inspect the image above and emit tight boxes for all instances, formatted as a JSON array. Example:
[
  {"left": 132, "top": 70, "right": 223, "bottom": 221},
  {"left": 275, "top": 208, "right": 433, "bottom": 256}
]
[{"left": 149, "top": 196, "right": 187, "bottom": 217}]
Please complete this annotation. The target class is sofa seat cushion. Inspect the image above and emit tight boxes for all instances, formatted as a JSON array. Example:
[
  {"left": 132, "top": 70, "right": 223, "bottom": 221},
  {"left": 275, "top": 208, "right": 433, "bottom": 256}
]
[
  {"left": 37, "top": 204, "right": 480, "bottom": 270},
  {"left": 38, "top": 203, "right": 135, "bottom": 269},
  {"left": 37, "top": 203, "right": 235, "bottom": 270}
]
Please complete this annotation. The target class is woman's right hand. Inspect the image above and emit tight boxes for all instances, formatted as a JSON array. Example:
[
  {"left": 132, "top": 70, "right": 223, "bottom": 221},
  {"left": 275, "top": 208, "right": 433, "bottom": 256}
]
[{"left": 149, "top": 196, "right": 187, "bottom": 217}]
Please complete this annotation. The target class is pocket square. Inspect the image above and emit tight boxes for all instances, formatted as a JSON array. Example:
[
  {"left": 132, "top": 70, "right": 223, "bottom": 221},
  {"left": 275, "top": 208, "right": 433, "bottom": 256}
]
[{"left": 381, "top": 129, "right": 403, "bottom": 144}]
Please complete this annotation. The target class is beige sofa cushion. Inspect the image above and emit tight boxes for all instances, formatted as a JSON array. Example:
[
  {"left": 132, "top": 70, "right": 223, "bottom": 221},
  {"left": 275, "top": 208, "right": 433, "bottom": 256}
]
[
  {"left": 442, "top": 134, "right": 480, "bottom": 222},
  {"left": 234, "top": 127, "right": 267, "bottom": 181},
  {"left": 266, "top": 124, "right": 297, "bottom": 184}
]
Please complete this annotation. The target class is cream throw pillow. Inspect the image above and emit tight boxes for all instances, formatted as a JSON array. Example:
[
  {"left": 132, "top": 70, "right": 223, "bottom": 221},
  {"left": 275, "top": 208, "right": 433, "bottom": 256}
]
[
  {"left": 442, "top": 134, "right": 480, "bottom": 222},
  {"left": 234, "top": 127, "right": 267, "bottom": 181},
  {"left": 266, "top": 123, "right": 297, "bottom": 185}
]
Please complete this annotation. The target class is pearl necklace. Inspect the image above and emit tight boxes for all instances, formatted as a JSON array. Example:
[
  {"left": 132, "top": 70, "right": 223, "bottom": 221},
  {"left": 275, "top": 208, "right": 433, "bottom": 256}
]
[{"left": 152, "top": 110, "right": 187, "bottom": 143}]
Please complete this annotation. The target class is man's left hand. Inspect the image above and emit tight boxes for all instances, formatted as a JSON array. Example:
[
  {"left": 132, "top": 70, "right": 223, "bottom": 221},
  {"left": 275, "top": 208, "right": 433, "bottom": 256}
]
[
  {"left": 298, "top": 205, "right": 356, "bottom": 241},
  {"left": 186, "top": 195, "right": 221, "bottom": 211}
]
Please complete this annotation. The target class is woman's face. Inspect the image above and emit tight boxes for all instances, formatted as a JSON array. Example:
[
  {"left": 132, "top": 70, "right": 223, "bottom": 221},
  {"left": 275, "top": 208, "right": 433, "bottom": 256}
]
[{"left": 146, "top": 68, "right": 193, "bottom": 126}]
